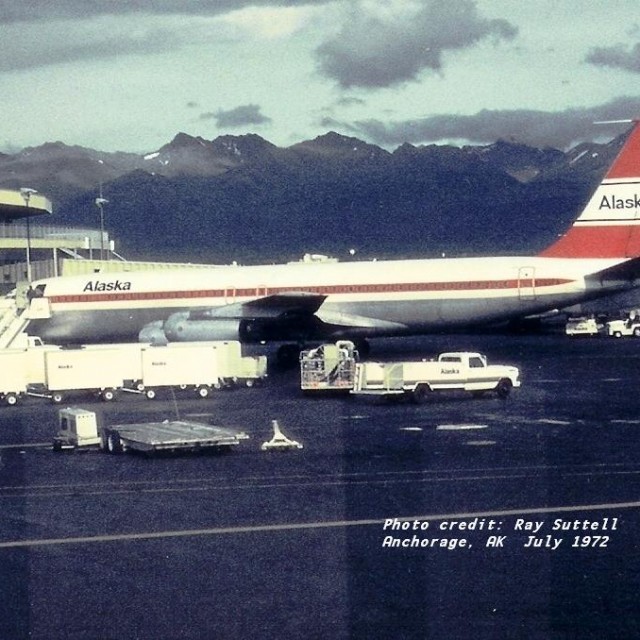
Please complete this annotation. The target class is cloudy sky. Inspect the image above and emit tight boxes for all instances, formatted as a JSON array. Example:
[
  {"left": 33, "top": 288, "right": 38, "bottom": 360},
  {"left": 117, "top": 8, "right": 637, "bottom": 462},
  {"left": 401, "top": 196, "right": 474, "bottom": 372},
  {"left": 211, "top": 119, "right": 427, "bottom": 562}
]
[{"left": 1, "top": 0, "right": 640, "bottom": 154}]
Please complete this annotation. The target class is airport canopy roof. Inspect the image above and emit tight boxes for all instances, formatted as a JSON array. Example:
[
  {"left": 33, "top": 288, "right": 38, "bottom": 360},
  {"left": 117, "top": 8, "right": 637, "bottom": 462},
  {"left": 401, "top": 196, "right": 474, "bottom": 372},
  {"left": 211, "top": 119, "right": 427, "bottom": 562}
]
[{"left": 0, "top": 188, "right": 52, "bottom": 221}]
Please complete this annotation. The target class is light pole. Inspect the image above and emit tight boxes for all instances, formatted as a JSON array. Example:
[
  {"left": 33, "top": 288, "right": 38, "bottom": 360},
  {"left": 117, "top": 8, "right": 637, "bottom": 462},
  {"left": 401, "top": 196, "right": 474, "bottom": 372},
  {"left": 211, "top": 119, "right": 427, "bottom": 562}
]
[
  {"left": 95, "top": 197, "right": 109, "bottom": 260},
  {"left": 20, "top": 187, "right": 37, "bottom": 282}
]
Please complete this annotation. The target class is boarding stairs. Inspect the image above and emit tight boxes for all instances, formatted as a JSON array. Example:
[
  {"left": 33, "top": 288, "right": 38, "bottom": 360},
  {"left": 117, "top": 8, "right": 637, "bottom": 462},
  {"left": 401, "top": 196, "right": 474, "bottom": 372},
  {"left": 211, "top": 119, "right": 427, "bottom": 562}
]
[
  {"left": 0, "top": 299, "right": 25, "bottom": 348},
  {"left": 0, "top": 295, "right": 51, "bottom": 349}
]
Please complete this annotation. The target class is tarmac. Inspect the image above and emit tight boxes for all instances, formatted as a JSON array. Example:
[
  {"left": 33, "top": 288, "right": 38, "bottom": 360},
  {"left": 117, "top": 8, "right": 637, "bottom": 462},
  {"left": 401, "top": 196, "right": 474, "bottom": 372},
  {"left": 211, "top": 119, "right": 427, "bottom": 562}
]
[{"left": 1, "top": 333, "right": 639, "bottom": 639}]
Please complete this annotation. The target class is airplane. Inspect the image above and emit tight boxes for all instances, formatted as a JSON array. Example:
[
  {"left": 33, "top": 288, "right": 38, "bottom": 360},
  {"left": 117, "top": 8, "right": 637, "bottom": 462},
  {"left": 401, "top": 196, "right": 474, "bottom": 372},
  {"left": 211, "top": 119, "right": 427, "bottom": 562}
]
[{"left": 17, "top": 120, "right": 640, "bottom": 354}]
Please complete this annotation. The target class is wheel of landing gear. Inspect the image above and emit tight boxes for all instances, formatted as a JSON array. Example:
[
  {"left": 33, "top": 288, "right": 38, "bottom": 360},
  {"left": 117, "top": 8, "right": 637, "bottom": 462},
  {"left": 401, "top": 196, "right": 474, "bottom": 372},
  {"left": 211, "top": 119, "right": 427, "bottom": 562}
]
[
  {"left": 51, "top": 392, "right": 64, "bottom": 404},
  {"left": 276, "top": 344, "right": 300, "bottom": 367},
  {"left": 354, "top": 339, "right": 370, "bottom": 358},
  {"left": 196, "top": 386, "right": 210, "bottom": 399},
  {"left": 145, "top": 388, "right": 157, "bottom": 400}
]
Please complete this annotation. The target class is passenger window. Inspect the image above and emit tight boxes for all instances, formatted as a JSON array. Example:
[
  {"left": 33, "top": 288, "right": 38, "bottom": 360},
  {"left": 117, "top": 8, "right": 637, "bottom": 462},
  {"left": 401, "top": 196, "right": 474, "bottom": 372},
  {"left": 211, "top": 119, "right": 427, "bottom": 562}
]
[{"left": 469, "top": 357, "right": 484, "bottom": 368}]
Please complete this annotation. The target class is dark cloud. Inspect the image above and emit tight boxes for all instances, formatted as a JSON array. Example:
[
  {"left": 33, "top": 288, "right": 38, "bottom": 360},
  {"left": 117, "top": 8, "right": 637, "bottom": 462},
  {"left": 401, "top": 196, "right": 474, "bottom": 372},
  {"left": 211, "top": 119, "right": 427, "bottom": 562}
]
[
  {"left": 202, "top": 104, "right": 272, "bottom": 128},
  {"left": 0, "top": 1, "right": 330, "bottom": 72},
  {"left": 0, "top": 1, "right": 330, "bottom": 24},
  {"left": 337, "top": 97, "right": 640, "bottom": 149},
  {"left": 0, "top": 27, "right": 181, "bottom": 72},
  {"left": 316, "top": 0, "right": 517, "bottom": 89},
  {"left": 585, "top": 42, "right": 640, "bottom": 73}
]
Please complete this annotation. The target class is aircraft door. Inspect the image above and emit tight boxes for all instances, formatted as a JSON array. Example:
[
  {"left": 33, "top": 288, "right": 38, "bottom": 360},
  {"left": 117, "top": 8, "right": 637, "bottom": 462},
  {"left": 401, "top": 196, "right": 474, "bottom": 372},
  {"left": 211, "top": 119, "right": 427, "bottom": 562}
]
[
  {"left": 225, "top": 287, "right": 236, "bottom": 304},
  {"left": 517, "top": 267, "right": 536, "bottom": 300}
]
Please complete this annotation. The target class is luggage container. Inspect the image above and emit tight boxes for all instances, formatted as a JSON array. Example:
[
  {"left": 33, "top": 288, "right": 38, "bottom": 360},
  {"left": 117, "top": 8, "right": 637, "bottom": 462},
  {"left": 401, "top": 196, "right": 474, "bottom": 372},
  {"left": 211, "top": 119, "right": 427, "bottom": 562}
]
[
  {"left": 0, "top": 349, "right": 28, "bottom": 405},
  {"left": 140, "top": 343, "right": 221, "bottom": 399},
  {"left": 34, "top": 347, "right": 127, "bottom": 403}
]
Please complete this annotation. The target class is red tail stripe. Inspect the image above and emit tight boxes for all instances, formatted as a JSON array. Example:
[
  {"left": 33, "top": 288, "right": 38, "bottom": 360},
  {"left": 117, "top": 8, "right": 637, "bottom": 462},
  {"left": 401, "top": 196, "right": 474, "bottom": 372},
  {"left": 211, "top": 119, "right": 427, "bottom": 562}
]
[
  {"left": 606, "top": 123, "right": 640, "bottom": 180},
  {"left": 540, "top": 225, "right": 640, "bottom": 258}
]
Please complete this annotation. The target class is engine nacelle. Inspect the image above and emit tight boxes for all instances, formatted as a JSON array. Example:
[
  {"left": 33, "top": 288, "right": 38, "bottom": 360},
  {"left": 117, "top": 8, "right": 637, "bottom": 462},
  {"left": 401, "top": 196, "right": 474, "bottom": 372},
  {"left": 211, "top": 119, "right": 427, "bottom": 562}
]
[
  {"left": 138, "top": 320, "right": 168, "bottom": 345},
  {"left": 163, "top": 312, "right": 264, "bottom": 342}
]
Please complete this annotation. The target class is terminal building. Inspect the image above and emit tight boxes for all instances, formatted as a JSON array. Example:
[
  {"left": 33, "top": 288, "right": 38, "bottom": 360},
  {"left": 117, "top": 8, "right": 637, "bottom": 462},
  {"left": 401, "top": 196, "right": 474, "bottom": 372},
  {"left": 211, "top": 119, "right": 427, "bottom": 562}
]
[
  {"left": 0, "top": 187, "right": 122, "bottom": 292},
  {"left": 0, "top": 188, "right": 222, "bottom": 295}
]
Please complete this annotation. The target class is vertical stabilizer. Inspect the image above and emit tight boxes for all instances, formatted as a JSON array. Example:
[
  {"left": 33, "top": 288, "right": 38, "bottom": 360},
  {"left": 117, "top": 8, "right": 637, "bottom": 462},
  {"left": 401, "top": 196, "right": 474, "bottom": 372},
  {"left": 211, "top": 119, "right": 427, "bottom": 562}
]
[{"left": 540, "top": 122, "right": 640, "bottom": 259}]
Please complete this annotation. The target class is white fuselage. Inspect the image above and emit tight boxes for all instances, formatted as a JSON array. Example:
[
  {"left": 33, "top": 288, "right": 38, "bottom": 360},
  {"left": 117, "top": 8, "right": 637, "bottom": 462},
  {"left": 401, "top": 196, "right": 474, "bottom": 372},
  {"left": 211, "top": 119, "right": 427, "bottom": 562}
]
[{"left": 24, "top": 254, "right": 630, "bottom": 344}]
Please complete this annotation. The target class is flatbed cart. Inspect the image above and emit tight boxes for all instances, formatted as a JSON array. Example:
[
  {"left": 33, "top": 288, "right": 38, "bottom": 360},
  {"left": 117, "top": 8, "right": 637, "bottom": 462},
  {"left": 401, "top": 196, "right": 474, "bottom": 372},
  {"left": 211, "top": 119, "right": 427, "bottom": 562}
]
[
  {"left": 53, "top": 407, "right": 248, "bottom": 455},
  {"left": 102, "top": 420, "right": 248, "bottom": 454}
]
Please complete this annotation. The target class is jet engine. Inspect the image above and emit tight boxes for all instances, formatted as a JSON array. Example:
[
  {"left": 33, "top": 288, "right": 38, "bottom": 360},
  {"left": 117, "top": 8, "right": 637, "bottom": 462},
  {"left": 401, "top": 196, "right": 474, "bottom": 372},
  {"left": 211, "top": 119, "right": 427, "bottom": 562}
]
[
  {"left": 138, "top": 320, "right": 168, "bottom": 345},
  {"left": 162, "top": 311, "right": 269, "bottom": 343}
]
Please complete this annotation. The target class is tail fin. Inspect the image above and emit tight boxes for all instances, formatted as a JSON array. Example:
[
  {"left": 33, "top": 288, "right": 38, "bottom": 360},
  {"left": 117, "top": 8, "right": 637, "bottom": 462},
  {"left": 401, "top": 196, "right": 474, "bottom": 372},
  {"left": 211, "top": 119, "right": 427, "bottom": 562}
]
[{"left": 540, "top": 121, "right": 640, "bottom": 259}]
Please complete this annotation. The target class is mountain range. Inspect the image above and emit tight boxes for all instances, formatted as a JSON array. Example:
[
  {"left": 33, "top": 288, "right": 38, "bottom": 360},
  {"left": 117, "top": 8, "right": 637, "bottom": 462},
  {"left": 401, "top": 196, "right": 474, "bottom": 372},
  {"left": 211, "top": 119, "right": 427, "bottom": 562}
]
[{"left": 0, "top": 130, "right": 622, "bottom": 264}]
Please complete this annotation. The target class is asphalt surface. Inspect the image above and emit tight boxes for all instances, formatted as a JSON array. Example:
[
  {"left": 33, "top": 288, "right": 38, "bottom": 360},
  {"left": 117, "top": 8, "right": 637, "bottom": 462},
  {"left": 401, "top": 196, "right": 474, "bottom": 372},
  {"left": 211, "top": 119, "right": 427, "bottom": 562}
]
[{"left": 1, "top": 333, "right": 639, "bottom": 640}]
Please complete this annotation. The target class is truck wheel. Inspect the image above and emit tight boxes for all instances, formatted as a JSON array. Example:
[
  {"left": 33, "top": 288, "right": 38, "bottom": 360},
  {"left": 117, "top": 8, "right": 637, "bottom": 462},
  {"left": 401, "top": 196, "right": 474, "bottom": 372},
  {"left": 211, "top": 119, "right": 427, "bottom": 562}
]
[
  {"left": 613, "top": 331, "right": 622, "bottom": 338},
  {"left": 101, "top": 388, "right": 117, "bottom": 402},
  {"left": 411, "top": 384, "right": 431, "bottom": 404},
  {"left": 196, "top": 386, "right": 210, "bottom": 399},
  {"left": 106, "top": 431, "right": 123, "bottom": 454},
  {"left": 496, "top": 379, "right": 512, "bottom": 399},
  {"left": 245, "top": 379, "right": 255, "bottom": 388},
  {"left": 51, "top": 392, "right": 64, "bottom": 404},
  {"left": 4, "top": 393, "right": 18, "bottom": 406},
  {"left": 634, "top": 328, "right": 640, "bottom": 338}
]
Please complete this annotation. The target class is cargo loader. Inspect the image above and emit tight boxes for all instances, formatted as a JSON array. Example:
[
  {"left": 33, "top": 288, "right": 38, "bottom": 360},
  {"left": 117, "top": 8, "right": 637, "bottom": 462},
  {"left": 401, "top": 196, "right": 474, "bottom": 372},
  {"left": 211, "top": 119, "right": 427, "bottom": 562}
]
[{"left": 299, "top": 340, "right": 358, "bottom": 393}]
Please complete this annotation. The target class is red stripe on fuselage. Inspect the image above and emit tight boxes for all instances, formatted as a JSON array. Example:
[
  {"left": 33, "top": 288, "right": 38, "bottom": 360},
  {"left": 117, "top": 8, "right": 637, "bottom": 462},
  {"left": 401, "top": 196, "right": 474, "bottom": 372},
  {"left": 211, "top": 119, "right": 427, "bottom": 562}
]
[
  {"left": 539, "top": 224, "right": 640, "bottom": 258},
  {"left": 48, "top": 278, "right": 573, "bottom": 305}
]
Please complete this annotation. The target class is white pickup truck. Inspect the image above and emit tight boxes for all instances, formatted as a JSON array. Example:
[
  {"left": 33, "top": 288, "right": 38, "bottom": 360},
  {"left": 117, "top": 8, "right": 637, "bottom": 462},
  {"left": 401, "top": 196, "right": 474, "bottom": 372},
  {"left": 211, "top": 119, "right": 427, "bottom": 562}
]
[{"left": 351, "top": 351, "right": 521, "bottom": 402}]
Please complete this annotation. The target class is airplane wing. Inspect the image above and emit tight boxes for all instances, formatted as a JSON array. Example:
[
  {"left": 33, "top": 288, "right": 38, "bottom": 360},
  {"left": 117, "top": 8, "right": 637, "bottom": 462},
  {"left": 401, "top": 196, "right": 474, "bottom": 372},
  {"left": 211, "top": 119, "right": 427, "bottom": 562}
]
[
  {"left": 151, "top": 291, "right": 408, "bottom": 343},
  {"left": 186, "top": 291, "right": 327, "bottom": 320},
  {"left": 316, "top": 308, "right": 408, "bottom": 331}
]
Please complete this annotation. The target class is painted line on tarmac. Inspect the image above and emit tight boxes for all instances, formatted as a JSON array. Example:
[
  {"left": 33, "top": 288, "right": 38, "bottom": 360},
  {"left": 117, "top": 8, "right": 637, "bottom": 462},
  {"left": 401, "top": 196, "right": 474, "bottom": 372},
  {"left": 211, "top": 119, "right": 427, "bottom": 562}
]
[
  {"left": 437, "top": 424, "right": 488, "bottom": 431},
  {"left": 1, "top": 500, "right": 639, "bottom": 549},
  {"left": 3, "top": 464, "right": 640, "bottom": 499},
  {"left": 0, "top": 443, "right": 51, "bottom": 450}
]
